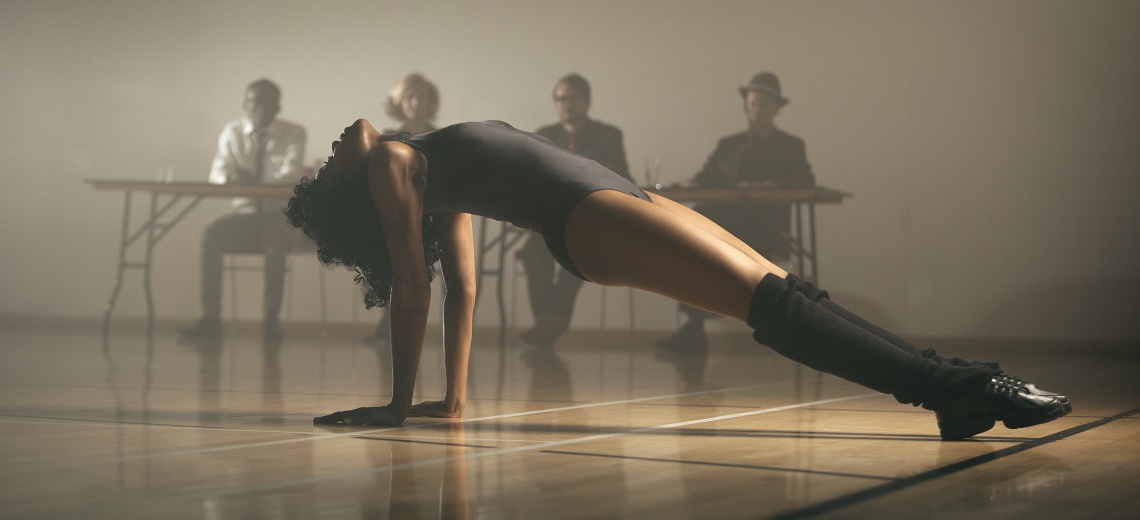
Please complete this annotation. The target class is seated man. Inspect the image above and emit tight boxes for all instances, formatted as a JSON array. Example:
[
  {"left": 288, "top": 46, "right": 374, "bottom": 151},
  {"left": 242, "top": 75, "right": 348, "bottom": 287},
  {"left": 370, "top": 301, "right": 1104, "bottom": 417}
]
[
  {"left": 657, "top": 71, "right": 815, "bottom": 350},
  {"left": 180, "top": 79, "right": 307, "bottom": 341},
  {"left": 517, "top": 73, "right": 631, "bottom": 345}
]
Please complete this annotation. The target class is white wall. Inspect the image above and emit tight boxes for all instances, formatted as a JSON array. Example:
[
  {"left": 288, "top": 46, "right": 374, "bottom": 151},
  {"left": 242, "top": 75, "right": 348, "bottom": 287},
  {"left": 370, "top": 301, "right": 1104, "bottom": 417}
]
[{"left": 2, "top": 0, "right": 1137, "bottom": 339}]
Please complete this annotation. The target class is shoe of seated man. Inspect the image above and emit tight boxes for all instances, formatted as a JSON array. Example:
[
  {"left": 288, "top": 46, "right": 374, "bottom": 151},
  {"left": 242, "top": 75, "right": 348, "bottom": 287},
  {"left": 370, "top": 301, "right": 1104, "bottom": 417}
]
[
  {"left": 934, "top": 374, "right": 1072, "bottom": 441},
  {"left": 654, "top": 319, "right": 708, "bottom": 351},
  {"left": 179, "top": 319, "right": 222, "bottom": 340}
]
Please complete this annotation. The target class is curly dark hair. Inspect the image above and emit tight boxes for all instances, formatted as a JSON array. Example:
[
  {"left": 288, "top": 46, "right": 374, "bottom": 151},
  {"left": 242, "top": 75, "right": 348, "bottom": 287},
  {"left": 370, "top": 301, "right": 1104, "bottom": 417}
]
[{"left": 284, "top": 162, "right": 441, "bottom": 309}]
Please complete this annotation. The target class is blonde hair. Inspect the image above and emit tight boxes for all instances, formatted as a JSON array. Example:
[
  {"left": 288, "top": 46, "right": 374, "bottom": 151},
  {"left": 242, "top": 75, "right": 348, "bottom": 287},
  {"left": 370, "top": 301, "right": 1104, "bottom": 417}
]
[{"left": 385, "top": 73, "right": 440, "bottom": 123}]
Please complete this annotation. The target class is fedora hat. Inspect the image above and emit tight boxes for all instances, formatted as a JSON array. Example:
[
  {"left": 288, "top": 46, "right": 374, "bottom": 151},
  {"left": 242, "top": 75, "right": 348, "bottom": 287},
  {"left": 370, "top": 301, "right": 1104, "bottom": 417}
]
[{"left": 738, "top": 71, "right": 788, "bottom": 106}]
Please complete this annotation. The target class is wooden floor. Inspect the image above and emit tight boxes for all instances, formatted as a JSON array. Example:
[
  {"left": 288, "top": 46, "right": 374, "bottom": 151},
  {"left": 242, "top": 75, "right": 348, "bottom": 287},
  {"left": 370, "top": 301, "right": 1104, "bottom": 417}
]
[{"left": 1, "top": 321, "right": 1137, "bottom": 520}]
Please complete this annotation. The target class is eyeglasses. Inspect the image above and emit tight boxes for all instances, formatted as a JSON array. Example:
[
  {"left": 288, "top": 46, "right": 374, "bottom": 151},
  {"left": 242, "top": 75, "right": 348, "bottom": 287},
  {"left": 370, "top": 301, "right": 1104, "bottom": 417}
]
[{"left": 553, "top": 95, "right": 585, "bottom": 103}]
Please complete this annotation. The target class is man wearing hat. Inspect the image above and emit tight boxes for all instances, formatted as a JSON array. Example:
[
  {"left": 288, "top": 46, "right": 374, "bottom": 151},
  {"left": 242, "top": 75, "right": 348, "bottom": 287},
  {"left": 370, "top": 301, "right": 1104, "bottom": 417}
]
[{"left": 657, "top": 71, "right": 815, "bottom": 350}]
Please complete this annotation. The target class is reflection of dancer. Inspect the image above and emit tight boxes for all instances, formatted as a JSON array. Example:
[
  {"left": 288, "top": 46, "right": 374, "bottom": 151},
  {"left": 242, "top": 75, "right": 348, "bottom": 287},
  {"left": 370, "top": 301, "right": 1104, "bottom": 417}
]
[
  {"left": 365, "top": 423, "right": 470, "bottom": 518},
  {"left": 290, "top": 119, "right": 1070, "bottom": 440},
  {"left": 365, "top": 73, "right": 443, "bottom": 344}
]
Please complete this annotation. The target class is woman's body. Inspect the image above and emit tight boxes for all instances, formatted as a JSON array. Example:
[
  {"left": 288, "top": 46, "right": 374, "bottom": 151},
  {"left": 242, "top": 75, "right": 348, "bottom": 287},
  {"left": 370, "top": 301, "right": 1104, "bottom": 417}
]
[{"left": 291, "top": 119, "right": 1069, "bottom": 439}]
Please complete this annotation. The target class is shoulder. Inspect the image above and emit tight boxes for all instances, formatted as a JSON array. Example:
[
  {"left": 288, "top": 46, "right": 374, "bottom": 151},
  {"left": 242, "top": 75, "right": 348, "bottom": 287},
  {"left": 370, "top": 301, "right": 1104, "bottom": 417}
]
[
  {"left": 272, "top": 118, "right": 307, "bottom": 136},
  {"left": 587, "top": 120, "right": 623, "bottom": 138},
  {"left": 771, "top": 127, "right": 805, "bottom": 146},
  {"left": 534, "top": 123, "right": 562, "bottom": 137},
  {"left": 219, "top": 119, "right": 244, "bottom": 137},
  {"left": 717, "top": 131, "right": 749, "bottom": 147},
  {"left": 366, "top": 141, "right": 429, "bottom": 200},
  {"left": 374, "top": 139, "right": 421, "bottom": 166}
]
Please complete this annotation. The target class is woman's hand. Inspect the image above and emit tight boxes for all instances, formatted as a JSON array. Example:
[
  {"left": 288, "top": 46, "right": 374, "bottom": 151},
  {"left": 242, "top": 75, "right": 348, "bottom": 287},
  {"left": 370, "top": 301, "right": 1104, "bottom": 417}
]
[
  {"left": 408, "top": 400, "right": 464, "bottom": 419},
  {"left": 312, "top": 405, "right": 408, "bottom": 426}
]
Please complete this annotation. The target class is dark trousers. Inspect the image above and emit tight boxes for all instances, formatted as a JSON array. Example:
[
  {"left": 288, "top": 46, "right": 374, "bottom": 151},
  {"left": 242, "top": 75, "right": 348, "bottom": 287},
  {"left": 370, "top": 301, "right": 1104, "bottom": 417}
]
[
  {"left": 517, "top": 232, "right": 584, "bottom": 325},
  {"left": 199, "top": 212, "right": 297, "bottom": 321}
]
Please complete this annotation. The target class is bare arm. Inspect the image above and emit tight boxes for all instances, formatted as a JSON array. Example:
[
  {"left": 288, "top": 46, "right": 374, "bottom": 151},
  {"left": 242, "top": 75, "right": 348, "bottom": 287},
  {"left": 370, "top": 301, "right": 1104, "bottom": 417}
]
[
  {"left": 410, "top": 212, "right": 476, "bottom": 418},
  {"left": 373, "top": 142, "right": 433, "bottom": 418},
  {"left": 208, "top": 123, "right": 247, "bottom": 184},
  {"left": 312, "top": 141, "right": 430, "bottom": 426}
]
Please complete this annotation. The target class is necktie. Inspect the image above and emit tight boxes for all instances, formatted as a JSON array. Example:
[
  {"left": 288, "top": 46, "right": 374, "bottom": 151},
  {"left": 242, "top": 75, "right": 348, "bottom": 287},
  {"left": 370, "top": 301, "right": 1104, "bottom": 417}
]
[
  {"left": 252, "top": 130, "right": 268, "bottom": 182},
  {"left": 252, "top": 130, "right": 268, "bottom": 212}
]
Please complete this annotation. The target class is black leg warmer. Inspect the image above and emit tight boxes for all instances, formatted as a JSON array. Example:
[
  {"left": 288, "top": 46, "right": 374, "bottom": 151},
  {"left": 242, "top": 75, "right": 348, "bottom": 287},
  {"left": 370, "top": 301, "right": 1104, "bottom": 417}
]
[
  {"left": 747, "top": 274, "right": 995, "bottom": 408},
  {"left": 784, "top": 274, "right": 1000, "bottom": 372}
]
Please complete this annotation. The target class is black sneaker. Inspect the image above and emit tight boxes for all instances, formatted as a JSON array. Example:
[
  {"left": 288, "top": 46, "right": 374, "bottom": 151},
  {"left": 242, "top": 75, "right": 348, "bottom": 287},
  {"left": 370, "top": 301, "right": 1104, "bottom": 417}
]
[
  {"left": 179, "top": 319, "right": 222, "bottom": 340},
  {"left": 936, "top": 374, "right": 1072, "bottom": 441}
]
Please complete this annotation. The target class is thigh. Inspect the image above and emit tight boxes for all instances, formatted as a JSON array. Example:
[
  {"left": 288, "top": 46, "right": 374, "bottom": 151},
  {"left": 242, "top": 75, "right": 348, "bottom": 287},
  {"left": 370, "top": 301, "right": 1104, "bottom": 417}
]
[
  {"left": 205, "top": 213, "right": 267, "bottom": 254},
  {"left": 563, "top": 191, "right": 778, "bottom": 322},
  {"left": 258, "top": 213, "right": 301, "bottom": 255},
  {"left": 652, "top": 195, "right": 788, "bottom": 275}
]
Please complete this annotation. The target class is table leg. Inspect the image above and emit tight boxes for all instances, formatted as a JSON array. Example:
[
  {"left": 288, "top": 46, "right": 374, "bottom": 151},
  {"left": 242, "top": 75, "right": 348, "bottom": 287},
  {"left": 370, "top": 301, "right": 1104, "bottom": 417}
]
[
  {"left": 143, "top": 193, "right": 159, "bottom": 331},
  {"left": 794, "top": 202, "right": 805, "bottom": 277},
  {"left": 100, "top": 191, "right": 203, "bottom": 337},
  {"left": 102, "top": 191, "right": 134, "bottom": 339},
  {"left": 809, "top": 201, "right": 819, "bottom": 284}
]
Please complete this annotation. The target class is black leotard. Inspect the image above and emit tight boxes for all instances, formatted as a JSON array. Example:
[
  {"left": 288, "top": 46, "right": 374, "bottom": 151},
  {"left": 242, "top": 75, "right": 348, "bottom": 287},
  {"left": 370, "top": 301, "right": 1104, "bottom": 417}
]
[{"left": 389, "top": 121, "right": 651, "bottom": 280}]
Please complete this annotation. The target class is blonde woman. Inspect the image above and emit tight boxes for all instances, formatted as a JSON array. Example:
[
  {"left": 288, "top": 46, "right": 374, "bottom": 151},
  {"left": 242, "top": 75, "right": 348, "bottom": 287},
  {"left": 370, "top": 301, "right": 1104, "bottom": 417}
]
[{"left": 384, "top": 72, "right": 440, "bottom": 134}]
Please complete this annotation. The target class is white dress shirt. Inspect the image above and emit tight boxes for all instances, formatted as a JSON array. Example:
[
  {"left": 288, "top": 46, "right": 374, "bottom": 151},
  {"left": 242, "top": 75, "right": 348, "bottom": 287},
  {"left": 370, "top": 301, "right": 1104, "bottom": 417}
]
[{"left": 209, "top": 117, "right": 307, "bottom": 212}]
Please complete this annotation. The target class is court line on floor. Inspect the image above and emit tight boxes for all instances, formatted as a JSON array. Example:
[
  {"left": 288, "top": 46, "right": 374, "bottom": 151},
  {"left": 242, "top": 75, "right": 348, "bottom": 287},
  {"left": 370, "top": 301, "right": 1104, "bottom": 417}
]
[
  {"left": 0, "top": 416, "right": 328, "bottom": 436},
  {"left": 767, "top": 404, "right": 1140, "bottom": 520},
  {"left": 0, "top": 380, "right": 807, "bottom": 474},
  {"left": 540, "top": 450, "right": 895, "bottom": 482},
  {"left": 134, "top": 392, "right": 882, "bottom": 506}
]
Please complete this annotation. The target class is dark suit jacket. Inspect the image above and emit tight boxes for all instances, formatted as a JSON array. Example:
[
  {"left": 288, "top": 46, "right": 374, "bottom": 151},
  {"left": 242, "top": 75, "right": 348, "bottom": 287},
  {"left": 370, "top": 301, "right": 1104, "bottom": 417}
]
[
  {"left": 691, "top": 127, "right": 815, "bottom": 259},
  {"left": 535, "top": 119, "right": 631, "bottom": 180}
]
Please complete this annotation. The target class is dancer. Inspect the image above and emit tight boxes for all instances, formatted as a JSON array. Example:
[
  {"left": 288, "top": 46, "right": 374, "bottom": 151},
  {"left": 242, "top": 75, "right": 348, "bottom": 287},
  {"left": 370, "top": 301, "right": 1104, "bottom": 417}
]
[{"left": 286, "top": 119, "right": 1070, "bottom": 440}]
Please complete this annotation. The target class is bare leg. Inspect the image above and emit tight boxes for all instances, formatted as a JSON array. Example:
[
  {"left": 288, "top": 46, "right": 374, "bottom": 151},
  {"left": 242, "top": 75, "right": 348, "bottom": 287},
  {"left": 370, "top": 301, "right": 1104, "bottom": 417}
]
[
  {"left": 647, "top": 194, "right": 788, "bottom": 276},
  {"left": 648, "top": 194, "right": 785, "bottom": 348},
  {"left": 565, "top": 191, "right": 1069, "bottom": 441},
  {"left": 564, "top": 191, "right": 780, "bottom": 322}
]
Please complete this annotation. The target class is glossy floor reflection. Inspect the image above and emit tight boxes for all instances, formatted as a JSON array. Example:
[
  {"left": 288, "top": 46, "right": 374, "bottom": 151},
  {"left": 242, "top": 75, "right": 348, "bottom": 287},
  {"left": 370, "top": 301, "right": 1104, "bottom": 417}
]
[{"left": 1, "top": 322, "right": 1137, "bottom": 519}]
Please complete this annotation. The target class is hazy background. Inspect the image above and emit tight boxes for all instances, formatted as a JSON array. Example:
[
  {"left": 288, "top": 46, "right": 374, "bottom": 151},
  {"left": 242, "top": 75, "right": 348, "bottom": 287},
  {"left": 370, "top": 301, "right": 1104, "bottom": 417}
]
[{"left": 2, "top": 0, "right": 1137, "bottom": 340}]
